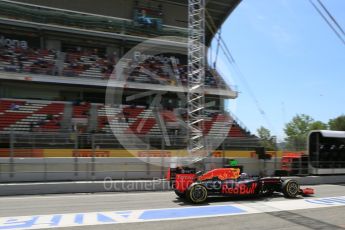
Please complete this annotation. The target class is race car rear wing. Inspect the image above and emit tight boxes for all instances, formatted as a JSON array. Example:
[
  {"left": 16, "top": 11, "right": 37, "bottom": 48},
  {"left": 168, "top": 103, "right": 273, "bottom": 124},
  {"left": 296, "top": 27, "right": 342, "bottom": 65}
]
[
  {"left": 168, "top": 167, "right": 196, "bottom": 181},
  {"left": 168, "top": 167, "right": 197, "bottom": 192}
]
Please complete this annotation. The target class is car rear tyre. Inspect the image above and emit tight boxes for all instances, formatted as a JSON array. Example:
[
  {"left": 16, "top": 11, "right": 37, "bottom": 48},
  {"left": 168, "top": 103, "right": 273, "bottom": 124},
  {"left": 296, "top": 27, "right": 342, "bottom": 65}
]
[
  {"left": 282, "top": 179, "right": 300, "bottom": 198},
  {"left": 186, "top": 184, "right": 208, "bottom": 204}
]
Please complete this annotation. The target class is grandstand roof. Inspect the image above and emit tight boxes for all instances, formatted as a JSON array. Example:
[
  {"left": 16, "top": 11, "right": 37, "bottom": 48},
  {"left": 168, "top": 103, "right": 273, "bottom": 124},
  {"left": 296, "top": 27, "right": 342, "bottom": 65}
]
[
  {"left": 170, "top": 0, "right": 242, "bottom": 44},
  {"left": 8, "top": 0, "right": 242, "bottom": 45}
]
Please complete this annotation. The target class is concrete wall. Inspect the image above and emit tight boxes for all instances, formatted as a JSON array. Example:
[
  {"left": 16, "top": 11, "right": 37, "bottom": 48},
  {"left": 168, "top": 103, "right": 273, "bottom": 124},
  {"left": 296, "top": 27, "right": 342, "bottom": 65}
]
[
  {"left": 0, "top": 82, "right": 60, "bottom": 100},
  {"left": 0, "top": 157, "right": 343, "bottom": 196},
  {"left": 0, "top": 157, "right": 281, "bottom": 182},
  {"left": 0, "top": 180, "right": 171, "bottom": 196},
  {"left": 45, "top": 39, "right": 61, "bottom": 50},
  {"left": 0, "top": 158, "right": 165, "bottom": 182}
]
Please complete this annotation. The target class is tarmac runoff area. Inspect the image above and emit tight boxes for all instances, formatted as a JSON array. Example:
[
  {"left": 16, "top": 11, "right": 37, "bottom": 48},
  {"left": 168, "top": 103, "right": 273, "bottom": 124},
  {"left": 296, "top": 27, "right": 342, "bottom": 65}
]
[{"left": 0, "top": 184, "right": 344, "bottom": 230}]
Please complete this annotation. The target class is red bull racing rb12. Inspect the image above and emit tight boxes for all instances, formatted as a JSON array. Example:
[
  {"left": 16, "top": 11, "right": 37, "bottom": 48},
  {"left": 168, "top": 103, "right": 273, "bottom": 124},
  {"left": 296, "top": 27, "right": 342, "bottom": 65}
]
[{"left": 168, "top": 167, "right": 314, "bottom": 204}]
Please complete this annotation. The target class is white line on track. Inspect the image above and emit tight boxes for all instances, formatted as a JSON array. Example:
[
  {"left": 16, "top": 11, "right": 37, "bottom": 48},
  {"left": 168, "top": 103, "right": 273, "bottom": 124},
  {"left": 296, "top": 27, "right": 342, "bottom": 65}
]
[{"left": 0, "top": 196, "right": 345, "bottom": 230}]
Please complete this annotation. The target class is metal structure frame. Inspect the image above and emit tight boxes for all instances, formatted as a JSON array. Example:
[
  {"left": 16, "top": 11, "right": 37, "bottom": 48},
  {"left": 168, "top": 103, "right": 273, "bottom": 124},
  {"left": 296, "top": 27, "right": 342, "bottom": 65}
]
[{"left": 187, "top": 0, "right": 206, "bottom": 156}]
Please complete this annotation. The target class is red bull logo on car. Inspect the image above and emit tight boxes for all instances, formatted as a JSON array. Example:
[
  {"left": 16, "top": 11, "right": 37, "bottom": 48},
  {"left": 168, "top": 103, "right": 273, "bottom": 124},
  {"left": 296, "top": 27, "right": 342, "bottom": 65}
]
[{"left": 221, "top": 183, "right": 257, "bottom": 195}]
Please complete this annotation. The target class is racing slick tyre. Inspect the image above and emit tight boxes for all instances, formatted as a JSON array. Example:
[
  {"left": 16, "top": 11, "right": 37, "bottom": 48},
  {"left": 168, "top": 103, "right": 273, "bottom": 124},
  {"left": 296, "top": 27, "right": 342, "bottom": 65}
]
[
  {"left": 174, "top": 190, "right": 186, "bottom": 198},
  {"left": 282, "top": 179, "right": 300, "bottom": 198},
  {"left": 186, "top": 184, "right": 208, "bottom": 204}
]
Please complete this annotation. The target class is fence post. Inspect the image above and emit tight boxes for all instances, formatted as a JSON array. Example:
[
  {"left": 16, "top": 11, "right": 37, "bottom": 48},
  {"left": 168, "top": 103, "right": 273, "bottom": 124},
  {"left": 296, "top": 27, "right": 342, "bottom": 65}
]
[
  {"left": 91, "top": 134, "right": 95, "bottom": 180},
  {"left": 161, "top": 156, "right": 165, "bottom": 179},
  {"left": 124, "top": 162, "right": 128, "bottom": 179},
  {"left": 273, "top": 151, "right": 277, "bottom": 176},
  {"left": 44, "top": 159, "right": 48, "bottom": 182},
  {"left": 74, "top": 133, "right": 79, "bottom": 177},
  {"left": 273, "top": 136, "right": 277, "bottom": 175},
  {"left": 146, "top": 136, "right": 150, "bottom": 150},
  {"left": 146, "top": 156, "right": 150, "bottom": 177},
  {"left": 160, "top": 136, "right": 166, "bottom": 178},
  {"left": 9, "top": 131, "right": 14, "bottom": 178}
]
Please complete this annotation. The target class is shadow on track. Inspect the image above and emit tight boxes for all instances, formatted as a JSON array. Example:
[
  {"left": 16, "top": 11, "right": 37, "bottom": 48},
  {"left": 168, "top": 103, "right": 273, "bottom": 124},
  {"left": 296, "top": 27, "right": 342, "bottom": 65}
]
[
  {"left": 172, "top": 192, "right": 310, "bottom": 206},
  {"left": 268, "top": 210, "right": 344, "bottom": 230}
]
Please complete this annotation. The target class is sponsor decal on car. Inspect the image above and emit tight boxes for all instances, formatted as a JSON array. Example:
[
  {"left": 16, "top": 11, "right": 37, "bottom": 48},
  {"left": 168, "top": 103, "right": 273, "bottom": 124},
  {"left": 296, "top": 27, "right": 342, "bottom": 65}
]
[
  {"left": 176, "top": 174, "right": 196, "bottom": 180},
  {"left": 175, "top": 174, "right": 196, "bottom": 192},
  {"left": 198, "top": 168, "right": 240, "bottom": 181},
  {"left": 221, "top": 183, "right": 257, "bottom": 195}
]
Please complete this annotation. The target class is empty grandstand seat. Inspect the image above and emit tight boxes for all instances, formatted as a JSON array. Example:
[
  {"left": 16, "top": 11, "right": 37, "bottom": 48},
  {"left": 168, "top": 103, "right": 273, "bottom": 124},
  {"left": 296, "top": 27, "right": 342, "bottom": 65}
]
[
  {"left": 96, "top": 105, "right": 162, "bottom": 135},
  {"left": 73, "top": 103, "right": 91, "bottom": 118},
  {"left": 0, "top": 99, "right": 64, "bottom": 132}
]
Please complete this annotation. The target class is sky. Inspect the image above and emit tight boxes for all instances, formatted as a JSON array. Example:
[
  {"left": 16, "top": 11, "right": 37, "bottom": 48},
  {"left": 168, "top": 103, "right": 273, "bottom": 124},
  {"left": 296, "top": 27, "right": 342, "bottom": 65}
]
[{"left": 210, "top": 0, "right": 345, "bottom": 141}]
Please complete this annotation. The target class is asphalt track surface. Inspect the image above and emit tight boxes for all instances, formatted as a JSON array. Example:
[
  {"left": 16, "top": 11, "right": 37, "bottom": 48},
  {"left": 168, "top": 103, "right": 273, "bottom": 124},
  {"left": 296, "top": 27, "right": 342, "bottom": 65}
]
[{"left": 0, "top": 184, "right": 345, "bottom": 230}]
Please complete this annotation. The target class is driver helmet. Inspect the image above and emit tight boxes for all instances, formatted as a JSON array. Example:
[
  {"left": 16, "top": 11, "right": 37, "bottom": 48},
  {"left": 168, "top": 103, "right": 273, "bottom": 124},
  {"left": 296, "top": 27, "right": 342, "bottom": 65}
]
[{"left": 240, "top": 173, "right": 249, "bottom": 179}]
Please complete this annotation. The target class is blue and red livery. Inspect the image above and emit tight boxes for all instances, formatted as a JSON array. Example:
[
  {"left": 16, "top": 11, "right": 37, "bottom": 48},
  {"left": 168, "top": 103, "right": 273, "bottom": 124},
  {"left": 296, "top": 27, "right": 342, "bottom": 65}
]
[{"left": 169, "top": 167, "right": 314, "bottom": 204}]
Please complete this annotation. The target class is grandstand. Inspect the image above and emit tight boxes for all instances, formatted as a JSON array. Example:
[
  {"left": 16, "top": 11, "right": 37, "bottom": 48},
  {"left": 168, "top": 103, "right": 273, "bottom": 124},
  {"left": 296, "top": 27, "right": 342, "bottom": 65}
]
[{"left": 0, "top": 0, "right": 258, "bottom": 156}]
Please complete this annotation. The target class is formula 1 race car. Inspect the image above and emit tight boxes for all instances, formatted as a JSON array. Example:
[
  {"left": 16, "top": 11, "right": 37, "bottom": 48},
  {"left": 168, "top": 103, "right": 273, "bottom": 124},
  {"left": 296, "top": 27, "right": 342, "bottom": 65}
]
[{"left": 168, "top": 167, "right": 314, "bottom": 204}]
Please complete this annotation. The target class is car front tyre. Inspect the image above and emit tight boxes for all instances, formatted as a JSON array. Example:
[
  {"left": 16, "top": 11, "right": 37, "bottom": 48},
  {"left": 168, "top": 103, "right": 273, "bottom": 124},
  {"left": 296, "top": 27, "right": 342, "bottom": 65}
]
[{"left": 282, "top": 179, "right": 300, "bottom": 198}]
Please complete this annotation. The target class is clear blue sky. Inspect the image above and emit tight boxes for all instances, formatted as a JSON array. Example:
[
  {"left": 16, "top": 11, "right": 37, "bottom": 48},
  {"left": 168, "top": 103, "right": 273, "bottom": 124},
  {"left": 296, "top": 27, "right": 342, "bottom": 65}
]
[{"left": 211, "top": 0, "right": 345, "bottom": 141}]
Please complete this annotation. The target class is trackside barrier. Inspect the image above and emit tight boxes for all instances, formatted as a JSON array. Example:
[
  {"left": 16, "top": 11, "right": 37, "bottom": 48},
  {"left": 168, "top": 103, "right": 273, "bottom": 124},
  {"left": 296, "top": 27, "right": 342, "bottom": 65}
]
[
  {"left": 0, "top": 157, "right": 282, "bottom": 182},
  {"left": 0, "top": 175, "right": 344, "bottom": 196},
  {"left": 0, "top": 180, "right": 171, "bottom": 196}
]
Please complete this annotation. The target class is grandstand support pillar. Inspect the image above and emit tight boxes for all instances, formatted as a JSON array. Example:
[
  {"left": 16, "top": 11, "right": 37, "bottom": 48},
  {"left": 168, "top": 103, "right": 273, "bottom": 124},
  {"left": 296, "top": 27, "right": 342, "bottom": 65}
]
[
  {"left": 120, "top": 40, "right": 126, "bottom": 57},
  {"left": 39, "top": 32, "right": 45, "bottom": 49},
  {"left": 154, "top": 106, "right": 171, "bottom": 147},
  {"left": 187, "top": 0, "right": 206, "bottom": 158},
  {"left": 46, "top": 39, "right": 61, "bottom": 51}
]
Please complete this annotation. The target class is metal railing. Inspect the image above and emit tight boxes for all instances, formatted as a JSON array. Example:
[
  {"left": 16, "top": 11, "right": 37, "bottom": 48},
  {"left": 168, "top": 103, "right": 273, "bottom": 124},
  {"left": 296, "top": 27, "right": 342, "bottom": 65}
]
[
  {"left": 0, "top": 159, "right": 169, "bottom": 182},
  {"left": 0, "top": 157, "right": 284, "bottom": 182},
  {"left": 0, "top": 131, "right": 261, "bottom": 153},
  {"left": 0, "top": 131, "right": 263, "bottom": 182}
]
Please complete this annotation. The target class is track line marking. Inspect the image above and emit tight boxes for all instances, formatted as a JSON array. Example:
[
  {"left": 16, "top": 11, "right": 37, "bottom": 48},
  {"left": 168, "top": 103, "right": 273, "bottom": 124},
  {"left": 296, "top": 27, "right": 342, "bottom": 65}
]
[{"left": 0, "top": 196, "right": 345, "bottom": 230}]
